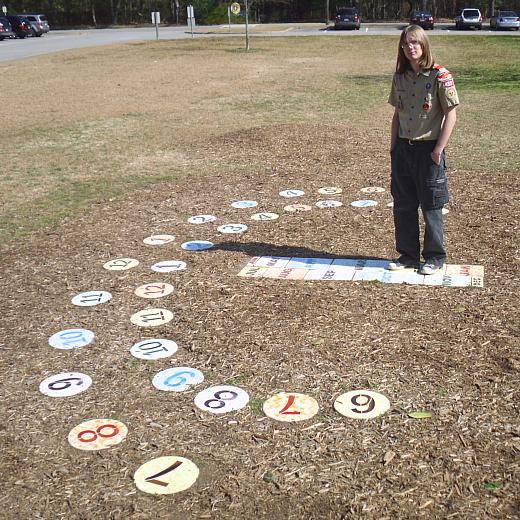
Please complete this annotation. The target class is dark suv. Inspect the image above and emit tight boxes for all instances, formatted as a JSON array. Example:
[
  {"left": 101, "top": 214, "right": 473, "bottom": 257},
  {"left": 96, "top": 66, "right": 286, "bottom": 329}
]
[
  {"left": 6, "top": 15, "right": 32, "bottom": 38},
  {"left": 0, "top": 16, "right": 15, "bottom": 40},
  {"left": 334, "top": 7, "right": 361, "bottom": 30},
  {"left": 410, "top": 10, "right": 434, "bottom": 29}
]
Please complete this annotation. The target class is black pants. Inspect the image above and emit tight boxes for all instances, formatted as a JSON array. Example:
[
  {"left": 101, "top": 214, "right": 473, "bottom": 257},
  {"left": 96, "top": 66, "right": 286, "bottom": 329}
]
[{"left": 390, "top": 138, "right": 449, "bottom": 264}]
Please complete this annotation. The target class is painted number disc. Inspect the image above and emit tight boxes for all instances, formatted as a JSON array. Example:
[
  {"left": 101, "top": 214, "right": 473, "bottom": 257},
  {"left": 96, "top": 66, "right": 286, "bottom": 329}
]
[
  {"left": 187, "top": 215, "right": 217, "bottom": 224},
  {"left": 263, "top": 392, "right": 319, "bottom": 422},
  {"left": 130, "top": 339, "right": 178, "bottom": 360},
  {"left": 68, "top": 419, "right": 128, "bottom": 451},
  {"left": 181, "top": 240, "right": 214, "bottom": 251},
  {"left": 284, "top": 204, "right": 312, "bottom": 213},
  {"left": 39, "top": 372, "right": 92, "bottom": 397},
  {"left": 231, "top": 200, "right": 258, "bottom": 209},
  {"left": 153, "top": 367, "right": 204, "bottom": 392},
  {"left": 151, "top": 260, "right": 187, "bottom": 273},
  {"left": 103, "top": 258, "right": 139, "bottom": 271},
  {"left": 217, "top": 224, "right": 247, "bottom": 234},
  {"left": 318, "top": 187, "right": 343, "bottom": 195},
  {"left": 143, "top": 234, "right": 175, "bottom": 245},
  {"left": 351, "top": 200, "right": 378, "bottom": 208},
  {"left": 316, "top": 200, "right": 343, "bottom": 209},
  {"left": 279, "top": 189, "right": 305, "bottom": 198},
  {"left": 48, "top": 329, "right": 94, "bottom": 350},
  {"left": 130, "top": 308, "right": 174, "bottom": 327},
  {"left": 250, "top": 212, "right": 279, "bottom": 221},
  {"left": 72, "top": 291, "right": 112, "bottom": 307},
  {"left": 334, "top": 390, "right": 390, "bottom": 419},
  {"left": 194, "top": 385, "right": 249, "bottom": 414},
  {"left": 134, "top": 456, "right": 199, "bottom": 495},
  {"left": 134, "top": 283, "right": 174, "bottom": 299},
  {"left": 361, "top": 186, "right": 386, "bottom": 193}
]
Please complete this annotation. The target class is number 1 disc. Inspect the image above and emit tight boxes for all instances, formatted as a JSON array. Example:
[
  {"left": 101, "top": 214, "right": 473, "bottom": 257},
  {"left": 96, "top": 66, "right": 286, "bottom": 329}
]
[{"left": 134, "top": 456, "right": 199, "bottom": 495}]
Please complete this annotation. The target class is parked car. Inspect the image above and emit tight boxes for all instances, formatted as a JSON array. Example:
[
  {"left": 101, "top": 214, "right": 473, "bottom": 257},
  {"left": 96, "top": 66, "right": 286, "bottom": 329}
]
[
  {"left": 0, "top": 16, "right": 15, "bottom": 40},
  {"left": 454, "top": 8, "right": 482, "bottom": 30},
  {"left": 410, "top": 10, "right": 434, "bottom": 29},
  {"left": 20, "top": 16, "right": 43, "bottom": 37},
  {"left": 334, "top": 7, "right": 361, "bottom": 30},
  {"left": 5, "top": 14, "right": 32, "bottom": 38},
  {"left": 490, "top": 10, "right": 519, "bottom": 30},
  {"left": 22, "top": 13, "right": 50, "bottom": 33}
]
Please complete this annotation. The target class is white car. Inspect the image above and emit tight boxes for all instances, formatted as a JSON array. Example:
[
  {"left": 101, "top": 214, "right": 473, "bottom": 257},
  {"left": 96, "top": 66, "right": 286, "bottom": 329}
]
[
  {"left": 490, "top": 10, "right": 519, "bottom": 30},
  {"left": 454, "top": 8, "right": 482, "bottom": 30}
]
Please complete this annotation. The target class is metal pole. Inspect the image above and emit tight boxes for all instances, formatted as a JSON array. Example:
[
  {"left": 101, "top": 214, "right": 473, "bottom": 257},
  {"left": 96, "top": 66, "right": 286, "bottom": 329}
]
[
  {"left": 155, "top": 18, "right": 159, "bottom": 40},
  {"left": 245, "top": 0, "right": 250, "bottom": 51},
  {"left": 228, "top": 6, "right": 231, "bottom": 32}
]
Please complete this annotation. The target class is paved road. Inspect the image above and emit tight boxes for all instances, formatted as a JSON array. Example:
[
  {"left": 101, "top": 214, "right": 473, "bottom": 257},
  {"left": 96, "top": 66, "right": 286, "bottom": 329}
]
[{"left": 0, "top": 23, "right": 517, "bottom": 63}]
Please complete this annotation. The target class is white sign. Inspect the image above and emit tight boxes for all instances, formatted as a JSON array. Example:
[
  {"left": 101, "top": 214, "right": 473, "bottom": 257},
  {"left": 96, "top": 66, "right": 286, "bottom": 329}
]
[
  {"left": 187, "top": 5, "right": 194, "bottom": 18},
  {"left": 151, "top": 11, "right": 160, "bottom": 23}
]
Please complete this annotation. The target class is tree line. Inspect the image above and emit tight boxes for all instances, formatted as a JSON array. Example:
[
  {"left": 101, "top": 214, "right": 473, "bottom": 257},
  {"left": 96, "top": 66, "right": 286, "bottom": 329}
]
[{"left": 4, "top": 0, "right": 519, "bottom": 26}]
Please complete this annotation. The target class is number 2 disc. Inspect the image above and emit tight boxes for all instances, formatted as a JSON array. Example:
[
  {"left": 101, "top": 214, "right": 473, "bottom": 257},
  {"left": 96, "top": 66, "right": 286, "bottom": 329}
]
[
  {"left": 334, "top": 390, "right": 390, "bottom": 419},
  {"left": 134, "top": 456, "right": 199, "bottom": 495},
  {"left": 68, "top": 419, "right": 127, "bottom": 451}
]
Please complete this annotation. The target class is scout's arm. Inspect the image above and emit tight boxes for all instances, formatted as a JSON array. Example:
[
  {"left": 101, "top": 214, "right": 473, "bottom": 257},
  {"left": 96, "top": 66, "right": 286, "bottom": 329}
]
[
  {"left": 431, "top": 105, "right": 457, "bottom": 165},
  {"left": 390, "top": 108, "right": 399, "bottom": 153}
]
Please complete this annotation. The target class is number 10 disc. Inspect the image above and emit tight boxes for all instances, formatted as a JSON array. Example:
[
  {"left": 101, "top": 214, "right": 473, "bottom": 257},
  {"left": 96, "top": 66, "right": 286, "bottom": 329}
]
[{"left": 334, "top": 390, "right": 390, "bottom": 419}]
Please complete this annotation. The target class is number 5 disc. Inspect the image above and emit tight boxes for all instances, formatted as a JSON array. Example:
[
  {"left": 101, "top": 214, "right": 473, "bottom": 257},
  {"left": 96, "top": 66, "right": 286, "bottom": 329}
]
[
  {"left": 134, "top": 456, "right": 199, "bottom": 495},
  {"left": 334, "top": 390, "right": 390, "bottom": 419}
]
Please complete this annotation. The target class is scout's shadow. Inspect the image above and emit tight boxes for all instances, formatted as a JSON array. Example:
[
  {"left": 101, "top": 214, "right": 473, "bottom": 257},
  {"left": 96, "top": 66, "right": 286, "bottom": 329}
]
[{"left": 212, "top": 241, "right": 388, "bottom": 261}]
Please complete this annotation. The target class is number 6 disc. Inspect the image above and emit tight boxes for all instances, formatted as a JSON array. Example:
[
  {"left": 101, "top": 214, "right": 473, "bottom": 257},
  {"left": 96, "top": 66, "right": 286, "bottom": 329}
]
[
  {"left": 134, "top": 456, "right": 199, "bottom": 495},
  {"left": 334, "top": 390, "right": 390, "bottom": 419},
  {"left": 68, "top": 419, "right": 127, "bottom": 450}
]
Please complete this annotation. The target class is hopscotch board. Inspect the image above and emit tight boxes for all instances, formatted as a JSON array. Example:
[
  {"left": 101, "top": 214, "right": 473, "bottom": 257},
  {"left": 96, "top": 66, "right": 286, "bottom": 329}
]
[{"left": 237, "top": 257, "right": 484, "bottom": 287}]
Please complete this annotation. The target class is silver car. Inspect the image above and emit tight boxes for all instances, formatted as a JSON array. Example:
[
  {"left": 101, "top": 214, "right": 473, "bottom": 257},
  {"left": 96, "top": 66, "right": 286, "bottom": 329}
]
[
  {"left": 22, "top": 13, "right": 50, "bottom": 33},
  {"left": 490, "top": 11, "right": 519, "bottom": 30},
  {"left": 454, "top": 8, "right": 482, "bottom": 30}
]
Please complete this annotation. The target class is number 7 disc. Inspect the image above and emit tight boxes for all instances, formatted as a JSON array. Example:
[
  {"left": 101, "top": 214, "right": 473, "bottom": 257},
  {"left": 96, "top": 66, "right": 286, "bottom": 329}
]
[
  {"left": 263, "top": 392, "right": 319, "bottom": 422},
  {"left": 334, "top": 390, "right": 390, "bottom": 419},
  {"left": 134, "top": 456, "right": 199, "bottom": 495}
]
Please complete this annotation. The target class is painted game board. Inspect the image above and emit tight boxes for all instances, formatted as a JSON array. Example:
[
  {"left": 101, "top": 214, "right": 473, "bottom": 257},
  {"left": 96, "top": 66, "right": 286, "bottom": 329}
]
[{"left": 237, "top": 257, "right": 484, "bottom": 287}]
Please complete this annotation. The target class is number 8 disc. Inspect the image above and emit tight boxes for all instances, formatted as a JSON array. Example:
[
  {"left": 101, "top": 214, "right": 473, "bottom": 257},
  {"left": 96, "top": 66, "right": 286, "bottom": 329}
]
[
  {"left": 68, "top": 419, "right": 128, "bottom": 450},
  {"left": 334, "top": 390, "right": 390, "bottom": 419}
]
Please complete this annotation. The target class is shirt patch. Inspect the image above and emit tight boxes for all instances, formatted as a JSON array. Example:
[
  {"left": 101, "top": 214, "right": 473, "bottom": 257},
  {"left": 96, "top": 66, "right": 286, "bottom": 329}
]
[
  {"left": 426, "top": 82, "right": 432, "bottom": 89},
  {"left": 447, "top": 88, "right": 456, "bottom": 98},
  {"left": 441, "top": 79, "right": 454, "bottom": 88}
]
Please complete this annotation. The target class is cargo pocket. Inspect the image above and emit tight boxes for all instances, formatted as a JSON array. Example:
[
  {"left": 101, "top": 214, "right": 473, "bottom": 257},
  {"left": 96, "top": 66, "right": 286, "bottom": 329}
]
[{"left": 422, "top": 159, "right": 449, "bottom": 210}]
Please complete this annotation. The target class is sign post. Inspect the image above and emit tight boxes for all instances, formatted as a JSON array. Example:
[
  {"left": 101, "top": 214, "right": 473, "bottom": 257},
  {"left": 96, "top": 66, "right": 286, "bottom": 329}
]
[
  {"left": 151, "top": 11, "right": 160, "bottom": 40},
  {"left": 187, "top": 5, "right": 195, "bottom": 38},
  {"left": 244, "top": 0, "right": 250, "bottom": 51},
  {"left": 230, "top": 2, "right": 240, "bottom": 32}
]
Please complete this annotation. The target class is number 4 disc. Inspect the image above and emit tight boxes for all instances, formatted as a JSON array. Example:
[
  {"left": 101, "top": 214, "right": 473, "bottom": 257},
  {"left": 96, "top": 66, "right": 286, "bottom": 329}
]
[
  {"left": 334, "top": 390, "right": 390, "bottom": 419},
  {"left": 134, "top": 456, "right": 199, "bottom": 495}
]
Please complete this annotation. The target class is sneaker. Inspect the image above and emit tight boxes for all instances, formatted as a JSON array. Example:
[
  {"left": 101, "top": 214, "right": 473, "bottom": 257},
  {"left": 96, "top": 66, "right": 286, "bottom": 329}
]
[
  {"left": 419, "top": 262, "right": 444, "bottom": 275},
  {"left": 387, "top": 258, "right": 417, "bottom": 271}
]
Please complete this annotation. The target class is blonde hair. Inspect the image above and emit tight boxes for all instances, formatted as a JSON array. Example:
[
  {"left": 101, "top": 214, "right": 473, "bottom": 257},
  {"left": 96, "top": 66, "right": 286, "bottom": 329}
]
[{"left": 396, "top": 25, "right": 435, "bottom": 74}]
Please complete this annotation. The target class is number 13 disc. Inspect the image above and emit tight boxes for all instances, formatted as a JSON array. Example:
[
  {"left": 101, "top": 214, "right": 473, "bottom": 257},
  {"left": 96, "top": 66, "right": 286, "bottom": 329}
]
[{"left": 334, "top": 390, "right": 390, "bottom": 419}]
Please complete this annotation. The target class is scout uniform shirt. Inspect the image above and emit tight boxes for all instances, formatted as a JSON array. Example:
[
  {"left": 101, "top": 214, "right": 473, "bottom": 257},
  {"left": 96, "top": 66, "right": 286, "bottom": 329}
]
[{"left": 388, "top": 65, "right": 460, "bottom": 141}]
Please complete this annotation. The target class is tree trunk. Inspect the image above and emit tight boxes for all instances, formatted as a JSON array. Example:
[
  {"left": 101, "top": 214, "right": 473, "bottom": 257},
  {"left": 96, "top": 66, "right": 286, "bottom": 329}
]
[{"left": 91, "top": 1, "right": 97, "bottom": 26}]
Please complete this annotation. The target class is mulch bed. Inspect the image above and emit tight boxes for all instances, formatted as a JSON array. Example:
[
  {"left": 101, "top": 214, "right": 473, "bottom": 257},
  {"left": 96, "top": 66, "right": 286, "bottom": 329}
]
[{"left": 1, "top": 123, "right": 518, "bottom": 519}]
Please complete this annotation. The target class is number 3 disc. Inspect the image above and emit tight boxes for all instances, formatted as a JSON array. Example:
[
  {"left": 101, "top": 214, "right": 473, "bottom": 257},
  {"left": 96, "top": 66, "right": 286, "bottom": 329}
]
[
  {"left": 334, "top": 390, "right": 390, "bottom": 419},
  {"left": 68, "top": 419, "right": 127, "bottom": 451},
  {"left": 134, "top": 456, "right": 199, "bottom": 495}
]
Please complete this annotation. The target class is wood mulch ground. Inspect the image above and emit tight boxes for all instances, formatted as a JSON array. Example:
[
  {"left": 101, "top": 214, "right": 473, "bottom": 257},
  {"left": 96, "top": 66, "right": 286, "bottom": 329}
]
[{"left": 1, "top": 123, "right": 518, "bottom": 519}]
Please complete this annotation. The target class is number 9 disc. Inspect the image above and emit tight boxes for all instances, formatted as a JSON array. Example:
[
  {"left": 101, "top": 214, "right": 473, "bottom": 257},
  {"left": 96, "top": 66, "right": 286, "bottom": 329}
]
[
  {"left": 334, "top": 390, "right": 390, "bottom": 419},
  {"left": 68, "top": 419, "right": 128, "bottom": 450},
  {"left": 134, "top": 456, "right": 199, "bottom": 495}
]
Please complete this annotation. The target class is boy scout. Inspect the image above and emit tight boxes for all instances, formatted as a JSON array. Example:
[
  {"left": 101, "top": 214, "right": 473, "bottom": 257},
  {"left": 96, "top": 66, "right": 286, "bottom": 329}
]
[{"left": 388, "top": 25, "right": 459, "bottom": 274}]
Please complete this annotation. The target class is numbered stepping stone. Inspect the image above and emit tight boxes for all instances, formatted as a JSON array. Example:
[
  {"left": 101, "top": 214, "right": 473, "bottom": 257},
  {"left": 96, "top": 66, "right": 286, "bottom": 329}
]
[
  {"left": 103, "top": 258, "right": 139, "bottom": 271},
  {"left": 134, "top": 456, "right": 199, "bottom": 495},
  {"left": 39, "top": 372, "right": 92, "bottom": 397},
  {"left": 217, "top": 223, "right": 248, "bottom": 234},
  {"left": 263, "top": 392, "right": 319, "bottom": 422},
  {"left": 316, "top": 200, "right": 343, "bottom": 209},
  {"left": 143, "top": 235, "right": 175, "bottom": 245},
  {"left": 442, "top": 207, "right": 449, "bottom": 215},
  {"left": 250, "top": 212, "right": 279, "bottom": 221},
  {"left": 71, "top": 291, "right": 112, "bottom": 307},
  {"left": 181, "top": 240, "right": 214, "bottom": 251},
  {"left": 130, "top": 308, "right": 174, "bottom": 327},
  {"left": 279, "top": 189, "right": 305, "bottom": 198},
  {"left": 231, "top": 200, "right": 258, "bottom": 209},
  {"left": 48, "top": 329, "right": 94, "bottom": 350},
  {"left": 194, "top": 385, "right": 249, "bottom": 414},
  {"left": 130, "top": 339, "right": 178, "bottom": 360},
  {"left": 134, "top": 282, "right": 174, "bottom": 299},
  {"left": 334, "top": 390, "right": 390, "bottom": 419},
  {"left": 284, "top": 204, "right": 312, "bottom": 213},
  {"left": 151, "top": 260, "right": 187, "bottom": 273},
  {"left": 68, "top": 419, "right": 128, "bottom": 451},
  {"left": 153, "top": 367, "right": 204, "bottom": 392},
  {"left": 187, "top": 215, "right": 217, "bottom": 224},
  {"left": 318, "top": 187, "right": 343, "bottom": 195},
  {"left": 361, "top": 186, "right": 386, "bottom": 193},
  {"left": 351, "top": 200, "right": 378, "bottom": 208},
  {"left": 387, "top": 201, "right": 394, "bottom": 208}
]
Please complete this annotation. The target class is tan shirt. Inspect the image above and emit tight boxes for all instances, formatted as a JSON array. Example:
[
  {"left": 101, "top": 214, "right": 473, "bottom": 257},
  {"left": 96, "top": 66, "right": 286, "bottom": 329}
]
[{"left": 388, "top": 65, "right": 460, "bottom": 140}]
